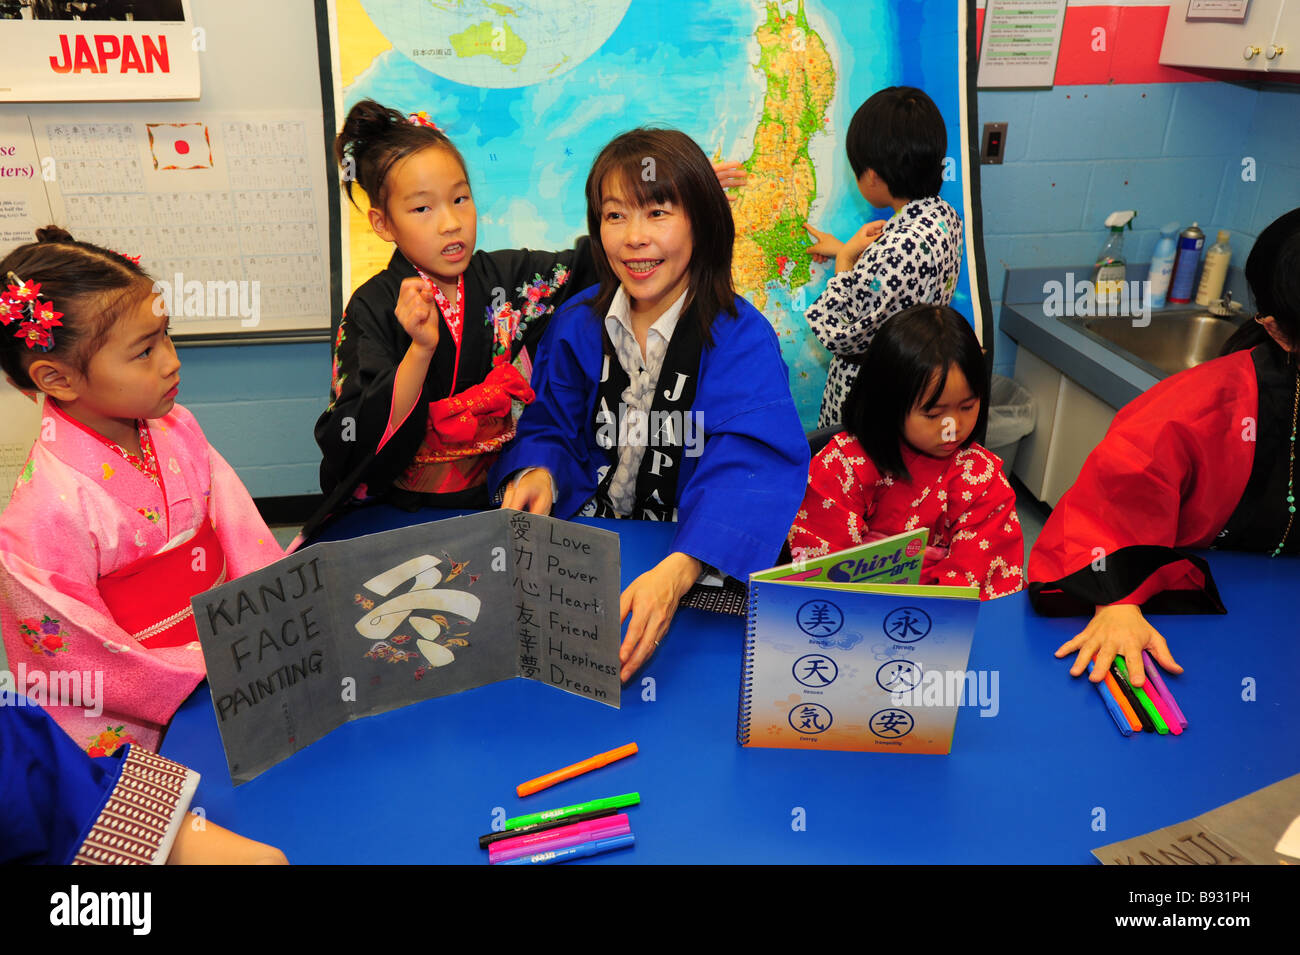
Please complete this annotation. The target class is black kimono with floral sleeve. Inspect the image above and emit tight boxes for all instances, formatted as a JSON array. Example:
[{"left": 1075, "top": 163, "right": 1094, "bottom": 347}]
[{"left": 307, "top": 241, "right": 597, "bottom": 539}]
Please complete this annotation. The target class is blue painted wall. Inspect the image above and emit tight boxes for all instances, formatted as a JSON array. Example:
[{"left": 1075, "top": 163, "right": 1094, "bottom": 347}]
[
  {"left": 176, "top": 341, "right": 330, "bottom": 500},
  {"left": 979, "top": 81, "right": 1300, "bottom": 377}
]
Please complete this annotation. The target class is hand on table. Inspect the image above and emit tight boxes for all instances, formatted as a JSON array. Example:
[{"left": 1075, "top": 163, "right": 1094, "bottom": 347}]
[
  {"left": 500, "top": 468, "right": 554, "bottom": 515},
  {"left": 802, "top": 222, "right": 843, "bottom": 264},
  {"left": 711, "top": 161, "right": 748, "bottom": 199},
  {"left": 618, "top": 551, "right": 702, "bottom": 683},
  {"left": 394, "top": 276, "right": 441, "bottom": 353},
  {"left": 1055, "top": 604, "right": 1183, "bottom": 688}
]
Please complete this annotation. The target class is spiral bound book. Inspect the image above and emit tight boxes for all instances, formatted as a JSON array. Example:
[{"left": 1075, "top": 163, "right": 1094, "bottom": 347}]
[{"left": 738, "top": 576, "right": 979, "bottom": 754}]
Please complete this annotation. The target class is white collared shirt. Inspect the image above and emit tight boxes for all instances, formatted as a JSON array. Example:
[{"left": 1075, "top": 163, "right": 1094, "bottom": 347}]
[{"left": 602, "top": 285, "right": 689, "bottom": 517}]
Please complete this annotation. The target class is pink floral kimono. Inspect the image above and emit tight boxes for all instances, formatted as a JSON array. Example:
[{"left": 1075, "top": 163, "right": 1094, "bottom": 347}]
[{"left": 0, "top": 401, "right": 283, "bottom": 753}]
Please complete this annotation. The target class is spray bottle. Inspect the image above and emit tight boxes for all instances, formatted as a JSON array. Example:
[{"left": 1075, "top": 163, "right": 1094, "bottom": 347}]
[
  {"left": 1147, "top": 223, "right": 1178, "bottom": 310},
  {"left": 1092, "top": 210, "right": 1136, "bottom": 312},
  {"left": 1168, "top": 223, "right": 1205, "bottom": 305}
]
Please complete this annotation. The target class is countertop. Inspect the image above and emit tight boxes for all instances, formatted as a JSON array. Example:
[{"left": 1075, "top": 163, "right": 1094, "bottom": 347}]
[{"left": 998, "top": 265, "right": 1250, "bottom": 409}]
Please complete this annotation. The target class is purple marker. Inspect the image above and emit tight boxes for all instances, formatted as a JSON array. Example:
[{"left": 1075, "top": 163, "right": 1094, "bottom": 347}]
[
  {"left": 1141, "top": 650, "right": 1188, "bottom": 730},
  {"left": 501, "top": 833, "right": 636, "bottom": 865},
  {"left": 489, "top": 816, "right": 630, "bottom": 864}
]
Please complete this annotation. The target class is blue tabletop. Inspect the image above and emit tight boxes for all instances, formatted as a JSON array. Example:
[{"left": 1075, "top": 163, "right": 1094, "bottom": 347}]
[{"left": 161, "top": 507, "right": 1300, "bottom": 863}]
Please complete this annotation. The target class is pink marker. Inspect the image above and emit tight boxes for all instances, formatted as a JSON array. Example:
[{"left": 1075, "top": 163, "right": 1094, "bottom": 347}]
[
  {"left": 1142, "top": 650, "right": 1188, "bottom": 730},
  {"left": 489, "top": 813, "right": 634, "bottom": 857},
  {"left": 489, "top": 816, "right": 631, "bottom": 864},
  {"left": 1142, "top": 675, "right": 1183, "bottom": 736}
]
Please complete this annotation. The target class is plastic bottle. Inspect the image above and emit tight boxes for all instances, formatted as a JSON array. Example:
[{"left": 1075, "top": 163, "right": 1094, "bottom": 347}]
[
  {"left": 1147, "top": 223, "right": 1178, "bottom": 310},
  {"left": 1091, "top": 210, "right": 1136, "bottom": 312},
  {"left": 1195, "top": 230, "right": 1232, "bottom": 307}
]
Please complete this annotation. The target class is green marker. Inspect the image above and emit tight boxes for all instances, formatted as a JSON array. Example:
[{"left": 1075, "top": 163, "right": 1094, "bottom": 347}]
[
  {"left": 1115, "top": 657, "right": 1169, "bottom": 735},
  {"left": 504, "top": 793, "right": 640, "bottom": 830}
]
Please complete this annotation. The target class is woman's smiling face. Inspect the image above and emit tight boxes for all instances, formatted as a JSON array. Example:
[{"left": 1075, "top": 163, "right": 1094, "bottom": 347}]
[{"left": 598, "top": 173, "right": 694, "bottom": 324}]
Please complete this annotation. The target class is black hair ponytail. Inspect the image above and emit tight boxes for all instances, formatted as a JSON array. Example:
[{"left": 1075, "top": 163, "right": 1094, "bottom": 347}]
[
  {"left": 1221, "top": 207, "right": 1300, "bottom": 357},
  {"left": 335, "top": 98, "right": 469, "bottom": 211}
]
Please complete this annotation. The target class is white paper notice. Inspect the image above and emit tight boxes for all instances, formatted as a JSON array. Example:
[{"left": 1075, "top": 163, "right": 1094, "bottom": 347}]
[
  {"left": 0, "top": 115, "right": 51, "bottom": 250},
  {"left": 0, "top": 0, "right": 200, "bottom": 103},
  {"left": 1187, "top": 1, "right": 1252, "bottom": 22},
  {"left": 977, "top": 0, "right": 1068, "bottom": 89}
]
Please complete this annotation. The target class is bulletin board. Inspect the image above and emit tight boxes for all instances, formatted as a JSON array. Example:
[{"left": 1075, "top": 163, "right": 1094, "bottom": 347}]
[
  {"left": 320, "top": 0, "right": 992, "bottom": 429},
  {"left": 0, "top": 0, "right": 340, "bottom": 346}
]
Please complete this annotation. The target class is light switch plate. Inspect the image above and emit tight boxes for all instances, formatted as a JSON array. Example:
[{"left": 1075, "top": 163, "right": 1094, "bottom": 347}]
[{"left": 981, "top": 122, "right": 1007, "bottom": 164}]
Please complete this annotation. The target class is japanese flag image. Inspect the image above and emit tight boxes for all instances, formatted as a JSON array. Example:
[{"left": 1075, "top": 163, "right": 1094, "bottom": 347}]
[{"left": 146, "top": 122, "right": 213, "bottom": 170}]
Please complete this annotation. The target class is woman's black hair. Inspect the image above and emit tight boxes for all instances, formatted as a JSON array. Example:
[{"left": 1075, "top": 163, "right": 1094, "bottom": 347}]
[
  {"left": 335, "top": 99, "right": 469, "bottom": 212},
  {"left": 845, "top": 86, "right": 946, "bottom": 201},
  {"left": 1219, "top": 207, "right": 1300, "bottom": 357},
  {"left": 0, "top": 226, "right": 152, "bottom": 391},
  {"left": 584, "top": 127, "right": 737, "bottom": 345},
  {"left": 842, "top": 304, "right": 989, "bottom": 483}
]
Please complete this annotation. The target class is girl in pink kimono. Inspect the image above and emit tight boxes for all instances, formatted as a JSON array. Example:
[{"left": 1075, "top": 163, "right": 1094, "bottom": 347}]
[{"left": 0, "top": 227, "right": 283, "bottom": 753}]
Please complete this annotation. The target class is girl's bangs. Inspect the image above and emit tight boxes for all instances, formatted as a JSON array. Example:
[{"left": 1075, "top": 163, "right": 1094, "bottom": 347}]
[{"left": 913, "top": 362, "right": 950, "bottom": 412}]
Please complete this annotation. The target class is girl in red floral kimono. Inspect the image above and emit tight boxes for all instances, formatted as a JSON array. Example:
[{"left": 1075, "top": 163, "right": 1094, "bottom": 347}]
[{"left": 789, "top": 304, "right": 1025, "bottom": 600}]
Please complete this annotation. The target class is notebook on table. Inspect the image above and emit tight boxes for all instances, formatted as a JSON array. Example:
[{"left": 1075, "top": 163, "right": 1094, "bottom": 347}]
[{"left": 738, "top": 561, "right": 979, "bottom": 754}]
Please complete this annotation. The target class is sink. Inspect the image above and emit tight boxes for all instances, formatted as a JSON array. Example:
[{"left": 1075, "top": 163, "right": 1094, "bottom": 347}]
[{"left": 1057, "top": 308, "right": 1243, "bottom": 378}]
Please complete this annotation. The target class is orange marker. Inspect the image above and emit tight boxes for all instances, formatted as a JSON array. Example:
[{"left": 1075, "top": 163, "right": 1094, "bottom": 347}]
[
  {"left": 1102, "top": 668, "right": 1142, "bottom": 732},
  {"left": 517, "top": 743, "right": 639, "bottom": 797}
]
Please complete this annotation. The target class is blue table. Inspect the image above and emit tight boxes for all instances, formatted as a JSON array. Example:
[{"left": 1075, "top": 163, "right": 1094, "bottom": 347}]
[{"left": 161, "top": 508, "right": 1300, "bottom": 863}]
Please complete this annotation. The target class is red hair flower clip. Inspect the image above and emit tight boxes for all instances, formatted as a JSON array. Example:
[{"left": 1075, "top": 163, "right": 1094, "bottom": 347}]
[
  {"left": 1, "top": 271, "right": 62, "bottom": 351},
  {"left": 408, "top": 111, "right": 441, "bottom": 132}
]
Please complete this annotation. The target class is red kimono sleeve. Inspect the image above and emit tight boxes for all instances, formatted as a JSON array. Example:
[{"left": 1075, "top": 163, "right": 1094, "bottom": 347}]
[
  {"left": 926, "top": 450, "right": 1025, "bottom": 599},
  {"left": 788, "top": 432, "right": 877, "bottom": 559},
  {"left": 1028, "top": 350, "right": 1257, "bottom": 615}
]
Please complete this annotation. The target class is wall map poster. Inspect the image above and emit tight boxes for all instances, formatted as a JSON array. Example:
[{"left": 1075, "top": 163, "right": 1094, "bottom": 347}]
[{"left": 326, "top": 0, "right": 974, "bottom": 427}]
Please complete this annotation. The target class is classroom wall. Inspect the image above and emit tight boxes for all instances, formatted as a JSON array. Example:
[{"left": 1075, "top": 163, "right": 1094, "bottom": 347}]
[
  {"left": 976, "top": 1, "right": 1300, "bottom": 377},
  {"left": 173, "top": 0, "right": 331, "bottom": 501},
  {"left": 153, "top": 2, "right": 1300, "bottom": 486},
  {"left": 179, "top": 340, "right": 329, "bottom": 500}
]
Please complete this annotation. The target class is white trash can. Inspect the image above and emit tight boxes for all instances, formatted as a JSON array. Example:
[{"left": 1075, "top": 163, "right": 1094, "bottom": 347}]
[{"left": 985, "top": 375, "right": 1036, "bottom": 475}]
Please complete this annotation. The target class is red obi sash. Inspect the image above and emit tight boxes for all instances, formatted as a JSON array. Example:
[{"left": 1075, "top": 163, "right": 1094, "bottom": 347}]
[
  {"left": 98, "top": 518, "right": 227, "bottom": 648},
  {"left": 395, "top": 360, "right": 536, "bottom": 495}
]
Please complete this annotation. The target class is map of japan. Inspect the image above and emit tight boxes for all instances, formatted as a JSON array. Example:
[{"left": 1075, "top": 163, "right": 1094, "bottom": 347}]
[{"left": 334, "top": 0, "right": 964, "bottom": 425}]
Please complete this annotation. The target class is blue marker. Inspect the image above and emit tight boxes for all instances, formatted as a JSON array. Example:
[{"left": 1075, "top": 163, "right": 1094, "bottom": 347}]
[
  {"left": 1089, "top": 661, "right": 1132, "bottom": 737},
  {"left": 500, "top": 833, "right": 635, "bottom": 865}
]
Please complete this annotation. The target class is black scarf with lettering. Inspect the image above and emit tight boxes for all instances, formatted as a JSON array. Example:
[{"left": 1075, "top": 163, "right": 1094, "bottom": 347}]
[{"left": 586, "top": 311, "right": 704, "bottom": 520}]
